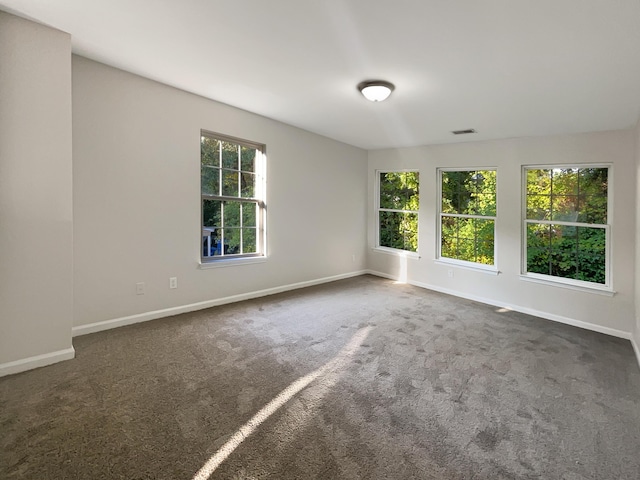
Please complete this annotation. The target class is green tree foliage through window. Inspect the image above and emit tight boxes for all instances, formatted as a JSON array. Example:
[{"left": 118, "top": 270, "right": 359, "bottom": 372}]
[
  {"left": 525, "top": 167, "right": 608, "bottom": 284},
  {"left": 378, "top": 172, "right": 419, "bottom": 252},
  {"left": 440, "top": 170, "right": 497, "bottom": 265}
]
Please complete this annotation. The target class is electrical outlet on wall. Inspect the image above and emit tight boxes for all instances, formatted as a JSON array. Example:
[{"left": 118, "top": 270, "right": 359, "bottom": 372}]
[
  {"left": 136, "top": 282, "right": 145, "bottom": 295},
  {"left": 169, "top": 277, "right": 178, "bottom": 289},
  {"left": 447, "top": 269, "right": 454, "bottom": 278}
]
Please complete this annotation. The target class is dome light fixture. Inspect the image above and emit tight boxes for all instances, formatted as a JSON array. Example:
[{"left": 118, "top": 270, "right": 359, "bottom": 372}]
[{"left": 357, "top": 80, "right": 395, "bottom": 102}]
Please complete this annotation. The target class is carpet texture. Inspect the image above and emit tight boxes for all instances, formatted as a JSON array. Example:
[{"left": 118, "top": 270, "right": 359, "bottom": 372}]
[{"left": 1, "top": 275, "right": 639, "bottom": 479}]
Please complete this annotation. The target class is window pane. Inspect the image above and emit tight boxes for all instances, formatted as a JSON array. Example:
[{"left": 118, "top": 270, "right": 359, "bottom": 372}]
[
  {"left": 203, "top": 228, "right": 222, "bottom": 257},
  {"left": 202, "top": 199, "right": 222, "bottom": 228},
  {"left": 442, "top": 171, "right": 495, "bottom": 216},
  {"left": 457, "top": 217, "right": 475, "bottom": 240},
  {"left": 469, "top": 172, "right": 483, "bottom": 192},
  {"left": 527, "top": 194, "right": 551, "bottom": 220},
  {"left": 441, "top": 171, "right": 459, "bottom": 210},
  {"left": 458, "top": 195, "right": 476, "bottom": 215},
  {"left": 241, "top": 146, "right": 256, "bottom": 172},
  {"left": 579, "top": 168, "right": 607, "bottom": 196},
  {"left": 201, "top": 166, "right": 219, "bottom": 196},
  {"left": 379, "top": 211, "right": 418, "bottom": 252},
  {"left": 242, "top": 202, "right": 257, "bottom": 227},
  {"left": 526, "top": 169, "right": 552, "bottom": 195},
  {"left": 455, "top": 238, "right": 475, "bottom": 262},
  {"left": 242, "top": 228, "right": 257, "bottom": 253},
  {"left": 442, "top": 171, "right": 470, "bottom": 214},
  {"left": 379, "top": 173, "right": 396, "bottom": 209},
  {"left": 476, "top": 218, "right": 494, "bottom": 240},
  {"left": 527, "top": 167, "right": 607, "bottom": 226},
  {"left": 441, "top": 236, "right": 456, "bottom": 259},
  {"left": 441, "top": 192, "right": 457, "bottom": 214},
  {"left": 474, "top": 193, "right": 496, "bottom": 216},
  {"left": 552, "top": 168, "right": 578, "bottom": 195},
  {"left": 475, "top": 219, "right": 495, "bottom": 264},
  {"left": 441, "top": 216, "right": 460, "bottom": 260},
  {"left": 576, "top": 227, "right": 606, "bottom": 284},
  {"left": 477, "top": 236, "right": 495, "bottom": 265},
  {"left": 380, "top": 211, "right": 401, "bottom": 249},
  {"left": 578, "top": 195, "right": 607, "bottom": 224},
  {"left": 441, "top": 216, "right": 456, "bottom": 240},
  {"left": 380, "top": 172, "right": 419, "bottom": 211},
  {"left": 221, "top": 142, "right": 239, "bottom": 169},
  {"left": 550, "top": 225, "right": 578, "bottom": 279},
  {"left": 527, "top": 223, "right": 551, "bottom": 275},
  {"left": 222, "top": 228, "right": 241, "bottom": 255},
  {"left": 201, "top": 137, "right": 219, "bottom": 167},
  {"left": 241, "top": 172, "right": 255, "bottom": 198},
  {"left": 476, "top": 170, "right": 496, "bottom": 193},
  {"left": 402, "top": 213, "right": 418, "bottom": 251},
  {"left": 526, "top": 223, "right": 606, "bottom": 284},
  {"left": 551, "top": 195, "right": 579, "bottom": 221},
  {"left": 224, "top": 201, "right": 241, "bottom": 227},
  {"left": 441, "top": 216, "right": 494, "bottom": 264},
  {"left": 442, "top": 171, "right": 466, "bottom": 192},
  {"left": 222, "top": 170, "right": 239, "bottom": 197}
]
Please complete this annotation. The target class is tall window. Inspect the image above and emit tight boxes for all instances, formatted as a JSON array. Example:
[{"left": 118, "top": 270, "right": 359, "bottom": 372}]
[
  {"left": 439, "top": 169, "right": 497, "bottom": 267},
  {"left": 201, "top": 131, "right": 265, "bottom": 262},
  {"left": 524, "top": 166, "right": 609, "bottom": 286},
  {"left": 377, "top": 171, "right": 419, "bottom": 252}
]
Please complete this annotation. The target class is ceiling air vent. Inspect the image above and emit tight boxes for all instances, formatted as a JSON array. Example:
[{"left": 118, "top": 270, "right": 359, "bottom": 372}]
[{"left": 452, "top": 129, "right": 477, "bottom": 135}]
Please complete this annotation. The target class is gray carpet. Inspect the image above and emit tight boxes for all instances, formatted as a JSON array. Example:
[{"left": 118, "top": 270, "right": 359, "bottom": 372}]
[{"left": 1, "top": 275, "right": 639, "bottom": 479}]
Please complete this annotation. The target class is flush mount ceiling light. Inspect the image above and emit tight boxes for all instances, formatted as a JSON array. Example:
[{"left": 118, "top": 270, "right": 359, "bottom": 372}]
[{"left": 357, "top": 80, "right": 395, "bottom": 102}]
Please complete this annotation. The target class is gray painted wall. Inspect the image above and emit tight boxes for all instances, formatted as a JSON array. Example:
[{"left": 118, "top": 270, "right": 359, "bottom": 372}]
[{"left": 0, "top": 12, "right": 74, "bottom": 370}]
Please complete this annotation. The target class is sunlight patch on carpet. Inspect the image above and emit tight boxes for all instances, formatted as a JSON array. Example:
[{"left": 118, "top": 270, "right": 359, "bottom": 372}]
[{"left": 192, "top": 326, "right": 373, "bottom": 480}]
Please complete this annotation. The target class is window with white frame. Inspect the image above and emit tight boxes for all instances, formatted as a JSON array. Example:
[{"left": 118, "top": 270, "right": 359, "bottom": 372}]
[
  {"left": 439, "top": 169, "right": 497, "bottom": 266},
  {"left": 201, "top": 131, "right": 265, "bottom": 262},
  {"left": 377, "top": 171, "right": 419, "bottom": 252},
  {"left": 524, "top": 166, "right": 609, "bottom": 286}
]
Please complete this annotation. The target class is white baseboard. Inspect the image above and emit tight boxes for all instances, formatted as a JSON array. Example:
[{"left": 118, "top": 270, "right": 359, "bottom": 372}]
[
  {"left": 365, "top": 270, "right": 397, "bottom": 281},
  {"left": 0, "top": 347, "right": 75, "bottom": 378},
  {"left": 365, "top": 270, "right": 632, "bottom": 340},
  {"left": 632, "top": 335, "right": 640, "bottom": 371},
  {"left": 72, "top": 270, "right": 369, "bottom": 337}
]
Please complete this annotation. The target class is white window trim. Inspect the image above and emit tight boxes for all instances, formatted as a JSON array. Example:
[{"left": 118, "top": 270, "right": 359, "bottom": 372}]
[
  {"left": 199, "top": 256, "right": 267, "bottom": 269},
  {"left": 372, "top": 246, "right": 421, "bottom": 258},
  {"left": 436, "top": 167, "right": 498, "bottom": 271},
  {"left": 434, "top": 259, "right": 499, "bottom": 275},
  {"left": 520, "top": 163, "right": 612, "bottom": 292},
  {"left": 375, "top": 169, "right": 420, "bottom": 254},
  {"left": 200, "top": 130, "right": 267, "bottom": 265},
  {"left": 519, "top": 273, "right": 614, "bottom": 296}
]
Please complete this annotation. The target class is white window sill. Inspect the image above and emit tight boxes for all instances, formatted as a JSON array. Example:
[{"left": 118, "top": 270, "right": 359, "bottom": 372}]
[
  {"left": 434, "top": 259, "right": 499, "bottom": 275},
  {"left": 199, "top": 256, "right": 267, "bottom": 269},
  {"left": 372, "top": 247, "right": 421, "bottom": 259},
  {"left": 519, "top": 274, "right": 615, "bottom": 296}
]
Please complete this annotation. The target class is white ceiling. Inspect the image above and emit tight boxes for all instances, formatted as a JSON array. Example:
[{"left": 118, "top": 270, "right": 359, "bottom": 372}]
[{"left": 2, "top": 0, "right": 640, "bottom": 149}]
